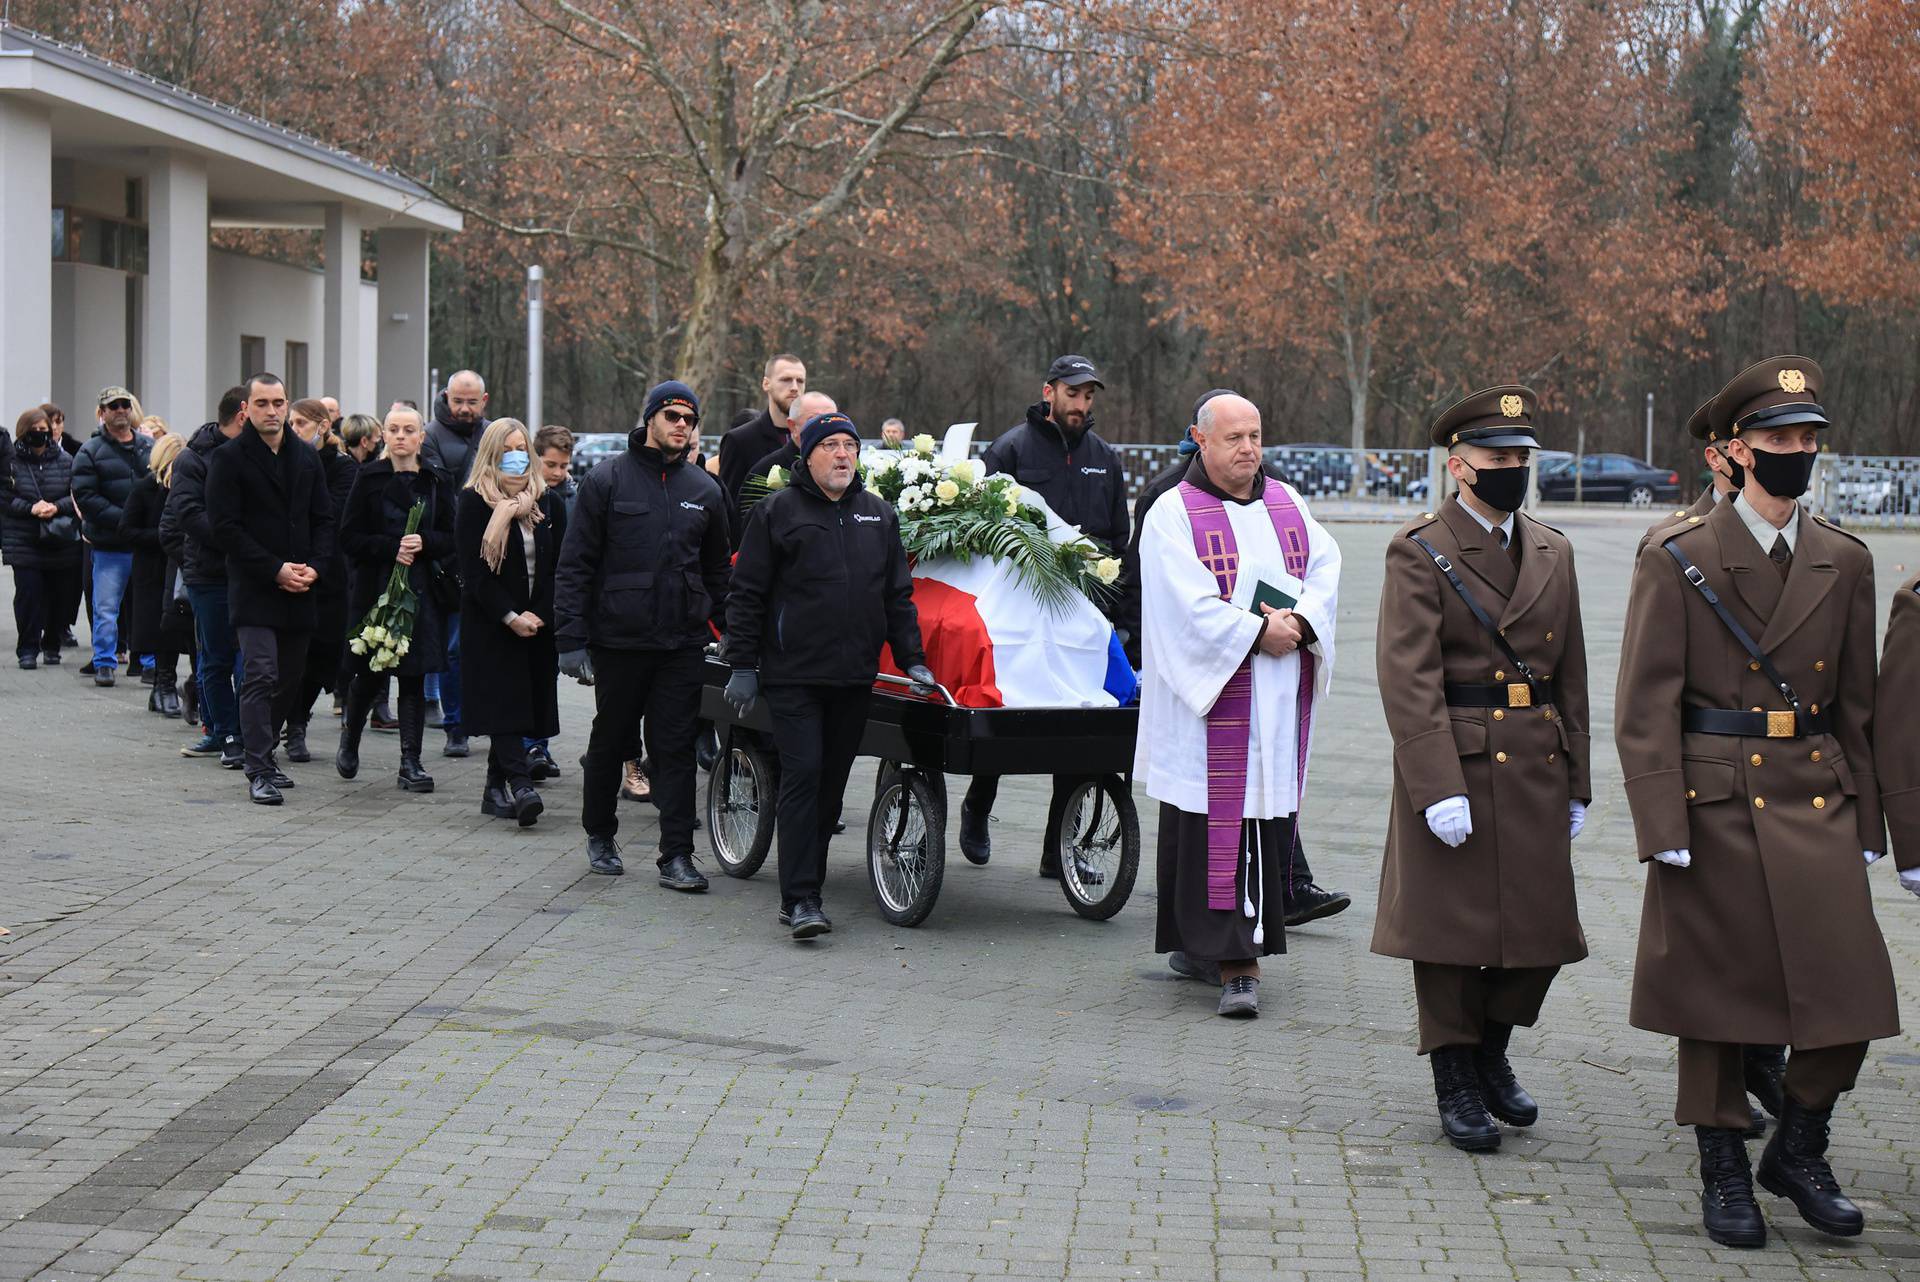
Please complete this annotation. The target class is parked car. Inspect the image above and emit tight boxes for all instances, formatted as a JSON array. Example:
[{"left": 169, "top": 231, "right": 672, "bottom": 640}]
[
  {"left": 1536, "top": 452, "right": 1680, "bottom": 507},
  {"left": 568, "top": 432, "right": 627, "bottom": 482}
]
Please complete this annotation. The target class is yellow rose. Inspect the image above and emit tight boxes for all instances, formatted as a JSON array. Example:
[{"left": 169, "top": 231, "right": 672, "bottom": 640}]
[
  {"left": 948, "top": 460, "right": 977, "bottom": 486},
  {"left": 912, "top": 433, "right": 937, "bottom": 455},
  {"left": 934, "top": 479, "right": 960, "bottom": 504},
  {"left": 1095, "top": 557, "right": 1122, "bottom": 585}
]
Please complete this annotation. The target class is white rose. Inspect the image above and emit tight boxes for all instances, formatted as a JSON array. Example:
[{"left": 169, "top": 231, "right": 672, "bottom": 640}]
[
  {"left": 912, "top": 433, "right": 937, "bottom": 455},
  {"left": 934, "top": 479, "right": 960, "bottom": 504},
  {"left": 1095, "top": 557, "right": 1122, "bottom": 585},
  {"left": 948, "top": 460, "right": 977, "bottom": 486},
  {"left": 1006, "top": 484, "right": 1022, "bottom": 505},
  {"left": 375, "top": 648, "right": 395, "bottom": 668},
  {"left": 349, "top": 638, "right": 367, "bottom": 656},
  {"left": 766, "top": 466, "right": 786, "bottom": 488},
  {"left": 396, "top": 638, "right": 411, "bottom": 656}
]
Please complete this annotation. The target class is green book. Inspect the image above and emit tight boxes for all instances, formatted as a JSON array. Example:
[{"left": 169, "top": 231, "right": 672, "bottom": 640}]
[{"left": 1246, "top": 579, "right": 1299, "bottom": 616}]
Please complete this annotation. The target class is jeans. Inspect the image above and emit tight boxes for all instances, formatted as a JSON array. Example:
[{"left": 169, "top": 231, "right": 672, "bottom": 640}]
[
  {"left": 764, "top": 682, "right": 872, "bottom": 911},
  {"left": 186, "top": 583, "right": 241, "bottom": 740},
  {"left": 89, "top": 550, "right": 133, "bottom": 669},
  {"left": 234, "top": 625, "right": 309, "bottom": 777},
  {"left": 580, "top": 647, "right": 704, "bottom": 858},
  {"left": 438, "top": 612, "right": 463, "bottom": 730}
]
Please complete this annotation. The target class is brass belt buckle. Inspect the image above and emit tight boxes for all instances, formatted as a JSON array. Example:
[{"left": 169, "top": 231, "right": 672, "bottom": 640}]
[
  {"left": 1507, "top": 683, "right": 1532, "bottom": 708},
  {"left": 1765, "top": 711, "right": 1795, "bottom": 738}
]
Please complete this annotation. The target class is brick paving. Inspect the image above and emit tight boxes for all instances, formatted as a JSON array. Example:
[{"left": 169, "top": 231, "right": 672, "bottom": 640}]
[{"left": 3, "top": 512, "right": 1918, "bottom": 1281}]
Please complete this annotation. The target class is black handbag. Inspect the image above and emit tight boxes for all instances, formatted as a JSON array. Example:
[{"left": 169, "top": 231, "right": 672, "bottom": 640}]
[
  {"left": 426, "top": 559, "right": 462, "bottom": 614},
  {"left": 38, "top": 515, "right": 80, "bottom": 545}
]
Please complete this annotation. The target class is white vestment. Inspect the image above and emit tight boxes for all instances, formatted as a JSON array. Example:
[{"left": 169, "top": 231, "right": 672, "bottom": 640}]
[{"left": 1133, "top": 478, "right": 1340, "bottom": 818}]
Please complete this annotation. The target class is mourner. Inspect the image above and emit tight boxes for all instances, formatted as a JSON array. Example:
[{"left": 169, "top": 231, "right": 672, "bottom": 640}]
[
  {"left": 556, "top": 380, "right": 731, "bottom": 888},
  {"left": 962, "top": 355, "right": 1130, "bottom": 875},
  {"left": 718, "top": 353, "right": 807, "bottom": 512},
  {"left": 1135, "top": 394, "right": 1340, "bottom": 1018},
  {"left": 161, "top": 388, "right": 248, "bottom": 767},
  {"left": 724, "top": 411, "right": 933, "bottom": 940},
  {"left": 1119, "top": 387, "right": 1351, "bottom": 934},
  {"left": 741, "top": 389, "right": 837, "bottom": 511},
  {"left": 1371, "top": 385, "right": 1592, "bottom": 1152},
  {"left": 1617, "top": 356, "right": 1899, "bottom": 1249}
]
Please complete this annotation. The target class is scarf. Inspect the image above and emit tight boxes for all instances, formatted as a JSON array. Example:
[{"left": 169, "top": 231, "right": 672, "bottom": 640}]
[{"left": 472, "top": 473, "right": 541, "bottom": 574}]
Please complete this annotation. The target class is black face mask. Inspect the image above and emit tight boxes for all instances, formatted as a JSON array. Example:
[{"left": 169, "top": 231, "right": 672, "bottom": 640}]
[
  {"left": 1743, "top": 445, "right": 1815, "bottom": 500},
  {"left": 1465, "top": 463, "right": 1530, "bottom": 513},
  {"left": 1718, "top": 453, "right": 1744, "bottom": 490},
  {"left": 25, "top": 431, "right": 50, "bottom": 449}
]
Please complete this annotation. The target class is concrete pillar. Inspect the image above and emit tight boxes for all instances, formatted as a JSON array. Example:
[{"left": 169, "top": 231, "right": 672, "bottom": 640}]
[
  {"left": 0, "top": 98, "right": 53, "bottom": 418},
  {"left": 144, "top": 148, "right": 208, "bottom": 429},
  {"left": 375, "top": 227, "right": 430, "bottom": 416},
  {"left": 322, "top": 203, "right": 367, "bottom": 411}
]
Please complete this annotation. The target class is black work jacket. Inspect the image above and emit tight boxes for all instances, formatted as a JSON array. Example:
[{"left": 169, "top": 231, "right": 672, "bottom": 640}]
[{"left": 979, "top": 404, "right": 1129, "bottom": 553}]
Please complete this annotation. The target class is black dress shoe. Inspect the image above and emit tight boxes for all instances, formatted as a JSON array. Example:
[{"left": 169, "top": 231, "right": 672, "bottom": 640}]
[
  {"left": 265, "top": 761, "right": 296, "bottom": 789},
  {"left": 1282, "top": 882, "right": 1352, "bottom": 927},
  {"left": 528, "top": 747, "right": 560, "bottom": 781},
  {"left": 588, "top": 835, "right": 624, "bottom": 875},
  {"left": 17, "top": 654, "right": 35, "bottom": 670},
  {"left": 248, "top": 775, "right": 284, "bottom": 806},
  {"left": 788, "top": 897, "right": 831, "bottom": 939},
  {"left": 657, "top": 854, "right": 709, "bottom": 892},
  {"left": 958, "top": 800, "right": 991, "bottom": 866},
  {"left": 1743, "top": 1044, "right": 1787, "bottom": 1121},
  {"left": 442, "top": 731, "right": 469, "bottom": 758},
  {"left": 1757, "top": 1099, "right": 1864, "bottom": 1236},
  {"left": 1430, "top": 1046, "right": 1501, "bottom": 1152},
  {"left": 94, "top": 669, "right": 116, "bottom": 687},
  {"left": 1473, "top": 1021, "right": 1539, "bottom": 1127},
  {"left": 41, "top": 649, "right": 60, "bottom": 666},
  {"left": 481, "top": 783, "right": 514, "bottom": 818},
  {"left": 510, "top": 784, "right": 544, "bottom": 828},
  {"left": 1697, "top": 1126, "right": 1767, "bottom": 1247}
]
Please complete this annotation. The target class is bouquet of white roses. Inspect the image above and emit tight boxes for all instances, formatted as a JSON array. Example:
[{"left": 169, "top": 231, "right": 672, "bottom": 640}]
[
  {"left": 347, "top": 500, "right": 424, "bottom": 672},
  {"left": 865, "top": 435, "right": 1119, "bottom": 608}
]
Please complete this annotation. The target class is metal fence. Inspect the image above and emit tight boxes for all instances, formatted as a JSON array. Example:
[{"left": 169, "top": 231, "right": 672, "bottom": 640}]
[{"left": 1810, "top": 454, "right": 1920, "bottom": 529}]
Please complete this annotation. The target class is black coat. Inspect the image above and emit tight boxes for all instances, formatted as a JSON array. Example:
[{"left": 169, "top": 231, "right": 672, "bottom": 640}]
[
  {"left": 204, "top": 425, "right": 338, "bottom": 631},
  {"left": 554, "top": 439, "right": 731, "bottom": 653},
  {"left": 456, "top": 488, "right": 565, "bottom": 738},
  {"left": 338, "top": 460, "right": 455, "bottom": 675},
  {"left": 71, "top": 429, "right": 152, "bottom": 551},
  {"left": 121, "top": 473, "right": 177, "bottom": 654},
  {"left": 311, "top": 443, "right": 359, "bottom": 648},
  {"left": 3, "top": 442, "right": 80, "bottom": 570},
  {"left": 979, "top": 404, "right": 1130, "bottom": 553},
  {"left": 725, "top": 464, "right": 926, "bottom": 686},
  {"left": 160, "top": 423, "right": 232, "bottom": 587},
  {"left": 717, "top": 408, "right": 788, "bottom": 503},
  {"left": 422, "top": 394, "right": 485, "bottom": 489}
]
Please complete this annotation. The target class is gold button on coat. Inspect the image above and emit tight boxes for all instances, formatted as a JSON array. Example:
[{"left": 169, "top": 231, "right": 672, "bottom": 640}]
[
  {"left": 1495, "top": 752, "right": 1509, "bottom": 763},
  {"left": 1813, "top": 796, "right": 1826, "bottom": 809},
  {"left": 1493, "top": 709, "right": 1505, "bottom": 721},
  {"left": 1814, "top": 660, "right": 1826, "bottom": 671},
  {"left": 1495, "top": 669, "right": 1505, "bottom": 680},
  {"left": 1750, "top": 754, "right": 1763, "bottom": 766},
  {"left": 1545, "top": 631, "right": 1554, "bottom": 641},
  {"left": 1811, "top": 750, "right": 1823, "bottom": 762},
  {"left": 1547, "top": 752, "right": 1557, "bottom": 763},
  {"left": 1686, "top": 789, "right": 1698, "bottom": 799},
  {"left": 1754, "top": 797, "right": 1766, "bottom": 809},
  {"left": 1749, "top": 660, "right": 1761, "bottom": 672}
]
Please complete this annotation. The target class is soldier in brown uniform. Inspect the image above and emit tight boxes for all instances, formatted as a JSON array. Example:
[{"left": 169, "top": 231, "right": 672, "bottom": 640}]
[
  {"left": 1617, "top": 356, "right": 1898, "bottom": 1249},
  {"left": 1373, "top": 386, "right": 1591, "bottom": 1153},
  {"left": 1645, "top": 400, "right": 1743, "bottom": 539},
  {"left": 1874, "top": 570, "right": 1920, "bottom": 888}
]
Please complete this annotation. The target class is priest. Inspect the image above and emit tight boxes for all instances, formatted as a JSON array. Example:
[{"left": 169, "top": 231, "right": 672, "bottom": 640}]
[{"left": 1136, "top": 393, "right": 1340, "bottom": 1018}]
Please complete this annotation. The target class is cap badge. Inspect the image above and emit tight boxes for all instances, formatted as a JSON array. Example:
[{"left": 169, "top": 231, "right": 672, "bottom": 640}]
[
  {"left": 1778, "top": 369, "right": 1806, "bottom": 394},
  {"left": 1499, "top": 395, "right": 1524, "bottom": 419}
]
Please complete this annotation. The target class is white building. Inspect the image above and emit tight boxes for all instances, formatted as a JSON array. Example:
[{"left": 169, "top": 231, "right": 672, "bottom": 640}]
[{"left": 0, "top": 24, "right": 460, "bottom": 429}]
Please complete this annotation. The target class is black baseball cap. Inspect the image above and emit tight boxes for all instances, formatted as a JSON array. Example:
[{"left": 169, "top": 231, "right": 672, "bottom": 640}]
[{"left": 1046, "top": 354, "right": 1104, "bottom": 389}]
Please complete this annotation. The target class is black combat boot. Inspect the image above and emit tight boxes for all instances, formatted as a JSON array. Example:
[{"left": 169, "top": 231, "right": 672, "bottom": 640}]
[
  {"left": 1473, "top": 1021, "right": 1539, "bottom": 1127},
  {"left": 1743, "top": 1045, "right": 1787, "bottom": 1121},
  {"left": 395, "top": 688, "right": 435, "bottom": 793},
  {"left": 336, "top": 677, "right": 373, "bottom": 779},
  {"left": 1696, "top": 1126, "right": 1766, "bottom": 1247},
  {"left": 1429, "top": 1046, "right": 1501, "bottom": 1151},
  {"left": 958, "top": 799, "right": 991, "bottom": 866},
  {"left": 1757, "top": 1099, "right": 1864, "bottom": 1236}
]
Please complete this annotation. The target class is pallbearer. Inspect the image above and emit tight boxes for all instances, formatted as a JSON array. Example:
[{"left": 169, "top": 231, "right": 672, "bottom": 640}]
[
  {"left": 1372, "top": 385, "right": 1591, "bottom": 1153},
  {"left": 1618, "top": 356, "right": 1900, "bottom": 1249}
]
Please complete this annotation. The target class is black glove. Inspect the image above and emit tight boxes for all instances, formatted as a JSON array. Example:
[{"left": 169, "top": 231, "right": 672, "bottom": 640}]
[
  {"left": 723, "top": 668, "right": 760, "bottom": 718},
  {"left": 558, "top": 648, "right": 594, "bottom": 680},
  {"left": 905, "top": 663, "right": 938, "bottom": 697}
]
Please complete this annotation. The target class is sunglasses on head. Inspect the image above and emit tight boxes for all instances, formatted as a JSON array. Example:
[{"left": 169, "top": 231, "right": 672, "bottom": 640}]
[
  {"left": 104, "top": 399, "right": 132, "bottom": 411},
  {"left": 659, "top": 408, "right": 698, "bottom": 427}
]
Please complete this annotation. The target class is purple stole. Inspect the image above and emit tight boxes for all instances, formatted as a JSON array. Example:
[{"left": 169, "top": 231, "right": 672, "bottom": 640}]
[{"left": 1176, "top": 479, "right": 1316, "bottom": 912}]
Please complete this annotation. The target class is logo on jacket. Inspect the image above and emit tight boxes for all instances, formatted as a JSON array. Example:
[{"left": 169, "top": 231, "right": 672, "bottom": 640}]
[
  {"left": 852, "top": 513, "right": 883, "bottom": 523},
  {"left": 678, "top": 500, "right": 704, "bottom": 512},
  {"left": 1079, "top": 466, "right": 1108, "bottom": 476}
]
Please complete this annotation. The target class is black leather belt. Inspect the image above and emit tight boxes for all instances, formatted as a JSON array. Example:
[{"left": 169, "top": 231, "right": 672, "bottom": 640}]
[
  {"left": 1445, "top": 679, "right": 1555, "bottom": 709},
  {"left": 1682, "top": 706, "right": 1832, "bottom": 739}
]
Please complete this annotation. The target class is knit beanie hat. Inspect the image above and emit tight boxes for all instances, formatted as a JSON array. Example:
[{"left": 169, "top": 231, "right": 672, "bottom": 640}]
[
  {"left": 1180, "top": 387, "right": 1239, "bottom": 456},
  {"left": 643, "top": 379, "right": 699, "bottom": 425},
  {"left": 799, "top": 412, "right": 859, "bottom": 459}
]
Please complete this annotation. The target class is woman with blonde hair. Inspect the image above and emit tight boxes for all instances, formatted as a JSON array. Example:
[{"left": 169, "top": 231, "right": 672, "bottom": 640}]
[
  {"left": 457, "top": 418, "right": 567, "bottom": 825},
  {"left": 121, "top": 432, "right": 195, "bottom": 716}
]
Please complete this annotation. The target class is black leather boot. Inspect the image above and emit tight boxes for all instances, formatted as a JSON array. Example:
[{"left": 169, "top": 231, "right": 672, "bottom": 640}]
[
  {"left": 1757, "top": 1098, "right": 1863, "bottom": 1236},
  {"left": 958, "top": 799, "right": 991, "bottom": 866},
  {"left": 283, "top": 716, "right": 312, "bottom": 763},
  {"left": 155, "top": 666, "right": 182, "bottom": 717},
  {"left": 1473, "top": 1021, "right": 1539, "bottom": 1127},
  {"left": 336, "top": 677, "right": 373, "bottom": 779},
  {"left": 181, "top": 674, "right": 198, "bottom": 726},
  {"left": 396, "top": 689, "right": 435, "bottom": 793},
  {"left": 1743, "top": 1044, "right": 1787, "bottom": 1121},
  {"left": 1696, "top": 1126, "right": 1767, "bottom": 1247},
  {"left": 1429, "top": 1046, "right": 1501, "bottom": 1151}
]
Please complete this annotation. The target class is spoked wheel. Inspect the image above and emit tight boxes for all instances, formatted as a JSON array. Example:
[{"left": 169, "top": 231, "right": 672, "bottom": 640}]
[
  {"left": 706, "top": 730, "right": 776, "bottom": 878},
  {"left": 1046, "top": 774, "right": 1140, "bottom": 920},
  {"left": 874, "top": 760, "right": 948, "bottom": 832},
  {"left": 694, "top": 720, "right": 722, "bottom": 773},
  {"left": 867, "top": 769, "right": 946, "bottom": 927}
]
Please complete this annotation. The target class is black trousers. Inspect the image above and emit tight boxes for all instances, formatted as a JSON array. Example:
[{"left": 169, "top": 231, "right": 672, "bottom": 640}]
[
  {"left": 486, "top": 737, "right": 532, "bottom": 790},
  {"left": 234, "top": 625, "right": 310, "bottom": 777},
  {"left": 12, "top": 564, "right": 77, "bottom": 657},
  {"left": 766, "top": 682, "right": 872, "bottom": 910},
  {"left": 581, "top": 646, "right": 704, "bottom": 859}
]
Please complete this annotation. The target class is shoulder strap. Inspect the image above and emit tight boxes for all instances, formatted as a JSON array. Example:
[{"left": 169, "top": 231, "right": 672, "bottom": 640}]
[
  {"left": 1407, "top": 531, "right": 1541, "bottom": 694},
  {"left": 1661, "top": 539, "right": 1802, "bottom": 713}
]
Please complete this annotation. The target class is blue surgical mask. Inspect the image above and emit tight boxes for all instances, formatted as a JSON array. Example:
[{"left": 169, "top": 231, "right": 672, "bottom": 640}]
[{"left": 500, "top": 449, "right": 530, "bottom": 476}]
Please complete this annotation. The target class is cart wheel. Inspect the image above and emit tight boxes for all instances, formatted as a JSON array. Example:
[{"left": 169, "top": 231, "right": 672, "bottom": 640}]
[
  {"left": 1047, "top": 775, "right": 1140, "bottom": 921},
  {"left": 694, "top": 720, "right": 721, "bottom": 773},
  {"left": 867, "top": 770, "right": 946, "bottom": 927},
  {"left": 874, "top": 760, "right": 948, "bottom": 830},
  {"left": 706, "top": 732, "right": 776, "bottom": 878}
]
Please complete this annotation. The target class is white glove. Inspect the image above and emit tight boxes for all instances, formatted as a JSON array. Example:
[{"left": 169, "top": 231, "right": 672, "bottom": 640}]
[
  {"left": 1653, "top": 848, "right": 1692, "bottom": 868},
  {"left": 1864, "top": 849, "right": 1883, "bottom": 865},
  {"left": 1901, "top": 868, "right": 1920, "bottom": 898},
  {"left": 1424, "top": 795, "right": 1472, "bottom": 848},
  {"left": 1569, "top": 801, "right": 1588, "bottom": 840}
]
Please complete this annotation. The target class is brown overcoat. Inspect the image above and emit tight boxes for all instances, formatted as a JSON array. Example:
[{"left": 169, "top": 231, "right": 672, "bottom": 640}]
[
  {"left": 1876, "top": 570, "right": 1920, "bottom": 869},
  {"left": 1617, "top": 499, "right": 1897, "bottom": 1048},
  {"left": 1640, "top": 489, "right": 1717, "bottom": 551},
  {"left": 1371, "top": 501, "right": 1591, "bottom": 969}
]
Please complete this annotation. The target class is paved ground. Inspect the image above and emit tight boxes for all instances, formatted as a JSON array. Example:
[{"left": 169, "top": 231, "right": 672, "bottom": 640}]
[{"left": 3, "top": 509, "right": 1919, "bottom": 1282}]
